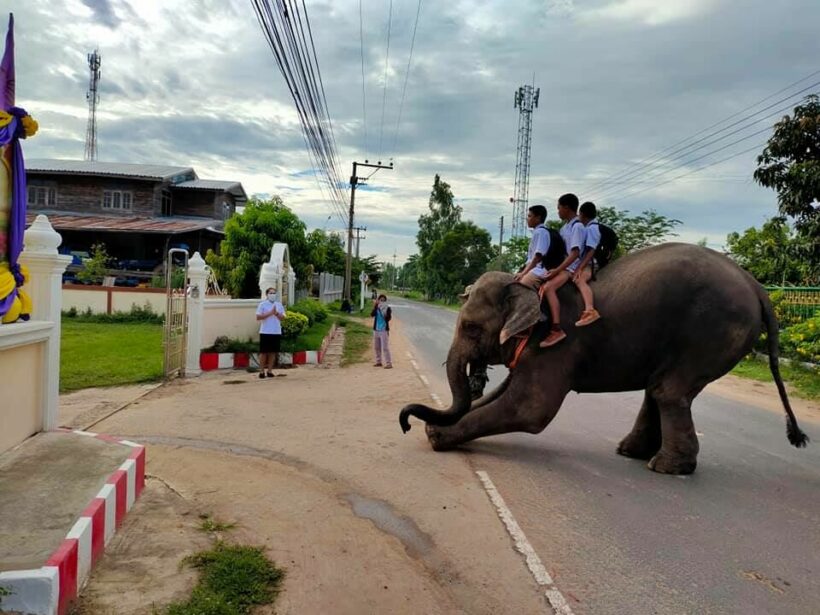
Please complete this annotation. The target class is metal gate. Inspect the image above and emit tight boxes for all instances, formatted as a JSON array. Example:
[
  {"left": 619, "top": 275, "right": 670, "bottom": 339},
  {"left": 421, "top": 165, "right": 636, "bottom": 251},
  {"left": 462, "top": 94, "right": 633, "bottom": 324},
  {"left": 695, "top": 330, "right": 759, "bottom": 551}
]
[{"left": 163, "top": 249, "right": 189, "bottom": 379}]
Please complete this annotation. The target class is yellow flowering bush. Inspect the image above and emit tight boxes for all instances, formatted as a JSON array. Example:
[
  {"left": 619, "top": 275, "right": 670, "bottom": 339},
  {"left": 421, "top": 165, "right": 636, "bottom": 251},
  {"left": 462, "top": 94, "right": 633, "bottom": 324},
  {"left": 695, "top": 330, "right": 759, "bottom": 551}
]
[{"left": 780, "top": 313, "right": 820, "bottom": 364}]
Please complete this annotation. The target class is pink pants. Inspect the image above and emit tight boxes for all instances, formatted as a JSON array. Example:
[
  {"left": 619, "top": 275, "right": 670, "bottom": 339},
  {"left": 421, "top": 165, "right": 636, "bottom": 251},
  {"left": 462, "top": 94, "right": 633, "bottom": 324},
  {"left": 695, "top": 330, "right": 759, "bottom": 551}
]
[{"left": 374, "top": 330, "right": 392, "bottom": 365}]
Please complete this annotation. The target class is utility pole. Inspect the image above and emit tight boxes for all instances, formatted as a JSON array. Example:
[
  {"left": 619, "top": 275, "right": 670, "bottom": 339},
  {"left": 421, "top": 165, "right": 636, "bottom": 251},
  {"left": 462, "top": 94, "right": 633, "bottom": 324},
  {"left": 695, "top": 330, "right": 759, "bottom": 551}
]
[
  {"left": 498, "top": 215, "right": 505, "bottom": 261},
  {"left": 392, "top": 249, "right": 397, "bottom": 290},
  {"left": 353, "top": 226, "right": 367, "bottom": 259},
  {"left": 345, "top": 160, "right": 393, "bottom": 301}
]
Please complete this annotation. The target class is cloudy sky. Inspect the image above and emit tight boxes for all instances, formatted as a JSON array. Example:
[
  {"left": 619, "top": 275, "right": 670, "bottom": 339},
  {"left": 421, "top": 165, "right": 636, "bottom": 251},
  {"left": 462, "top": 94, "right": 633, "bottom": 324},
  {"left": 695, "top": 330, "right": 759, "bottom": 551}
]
[{"left": 6, "top": 0, "right": 820, "bottom": 263}]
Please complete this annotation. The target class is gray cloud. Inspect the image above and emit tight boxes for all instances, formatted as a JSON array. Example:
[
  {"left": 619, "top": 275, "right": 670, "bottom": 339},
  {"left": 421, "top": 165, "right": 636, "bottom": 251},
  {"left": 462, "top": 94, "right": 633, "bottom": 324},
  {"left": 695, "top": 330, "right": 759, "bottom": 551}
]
[{"left": 8, "top": 0, "right": 820, "bottom": 261}]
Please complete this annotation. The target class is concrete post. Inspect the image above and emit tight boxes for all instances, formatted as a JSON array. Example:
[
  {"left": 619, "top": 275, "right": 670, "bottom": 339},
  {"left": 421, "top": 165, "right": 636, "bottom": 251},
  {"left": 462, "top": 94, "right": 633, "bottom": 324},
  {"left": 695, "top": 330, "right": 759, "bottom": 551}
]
[
  {"left": 185, "top": 252, "right": 209, "bottom": 377},
  {"left": 259, "top": 261, "right": 281, "bottom": 300},
  {"left": 19, "top": 215, "right": 72, "bottom": 431},
  {"left": 287, "top": 268, "right": 296, "bottom": 306}
]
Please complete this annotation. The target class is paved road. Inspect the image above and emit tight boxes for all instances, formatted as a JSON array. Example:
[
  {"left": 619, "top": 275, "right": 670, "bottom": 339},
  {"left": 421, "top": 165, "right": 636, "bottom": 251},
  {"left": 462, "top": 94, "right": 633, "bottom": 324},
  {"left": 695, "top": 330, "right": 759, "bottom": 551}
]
[{"left": 391, "top": 297, "right": 820, "bottom": 615}]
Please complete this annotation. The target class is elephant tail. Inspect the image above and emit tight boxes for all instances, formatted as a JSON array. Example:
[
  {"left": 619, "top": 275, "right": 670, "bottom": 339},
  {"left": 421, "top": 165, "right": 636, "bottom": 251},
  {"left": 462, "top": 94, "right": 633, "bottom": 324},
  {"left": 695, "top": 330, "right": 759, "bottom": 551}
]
[{"left": 758, "top": 286, "right": 809, "bottom": 448}]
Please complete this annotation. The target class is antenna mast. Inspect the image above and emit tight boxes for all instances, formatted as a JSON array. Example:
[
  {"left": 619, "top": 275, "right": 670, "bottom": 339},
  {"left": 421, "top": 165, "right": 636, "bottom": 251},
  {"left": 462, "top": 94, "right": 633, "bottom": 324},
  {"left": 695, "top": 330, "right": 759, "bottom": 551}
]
[
  {"left": 511, "top": 84, "right": 539, "bottom": 237},
  {"left": 84, "top": 49, "right": 101, "bottom": 161}
]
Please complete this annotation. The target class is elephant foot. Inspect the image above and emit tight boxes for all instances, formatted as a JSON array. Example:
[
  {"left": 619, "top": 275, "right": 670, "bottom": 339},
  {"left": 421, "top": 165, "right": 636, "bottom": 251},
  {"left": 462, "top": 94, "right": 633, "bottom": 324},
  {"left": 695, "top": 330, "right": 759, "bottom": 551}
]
[
  {"left": 425, "top": 424, "right": 459, "bottom": 452},
  {"left": 647, "top": 452, "right": 697, "bottom": 475},
  {"left": 616, "top": 433, "right": 661, "bottom": 460}
]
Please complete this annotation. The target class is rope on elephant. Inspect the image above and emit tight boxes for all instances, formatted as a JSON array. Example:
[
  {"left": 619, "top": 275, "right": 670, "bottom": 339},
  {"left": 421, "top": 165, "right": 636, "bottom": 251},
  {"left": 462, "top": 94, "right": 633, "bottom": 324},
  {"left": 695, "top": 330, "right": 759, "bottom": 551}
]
[{"left": 507, "top": 327, "right": 532, "bottom": 370}]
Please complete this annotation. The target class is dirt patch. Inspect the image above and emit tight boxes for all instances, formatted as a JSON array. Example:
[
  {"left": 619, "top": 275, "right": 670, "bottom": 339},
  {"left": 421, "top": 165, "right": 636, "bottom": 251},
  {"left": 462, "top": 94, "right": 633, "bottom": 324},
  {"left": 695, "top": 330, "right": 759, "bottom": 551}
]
[
  {"left": 708, "top": 375, "right": 820, "bottom": 423},
  {"left": 70, "top": 478, "right": 211, "bottom": 615}
]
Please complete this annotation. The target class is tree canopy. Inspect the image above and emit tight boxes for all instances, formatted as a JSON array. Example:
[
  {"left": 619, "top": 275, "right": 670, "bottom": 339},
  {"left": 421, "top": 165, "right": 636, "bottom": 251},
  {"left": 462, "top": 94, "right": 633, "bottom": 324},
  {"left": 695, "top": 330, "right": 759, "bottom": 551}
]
[{"left": 726, "top": 217, "right": 817, "bottom": 286}]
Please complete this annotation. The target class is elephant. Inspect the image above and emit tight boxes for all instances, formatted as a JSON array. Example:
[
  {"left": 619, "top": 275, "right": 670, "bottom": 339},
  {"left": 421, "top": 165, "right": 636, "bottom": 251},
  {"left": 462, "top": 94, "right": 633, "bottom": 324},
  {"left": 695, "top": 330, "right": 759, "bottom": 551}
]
[{"left": 398, "top": 243, "right": 809, "bottom": 474}]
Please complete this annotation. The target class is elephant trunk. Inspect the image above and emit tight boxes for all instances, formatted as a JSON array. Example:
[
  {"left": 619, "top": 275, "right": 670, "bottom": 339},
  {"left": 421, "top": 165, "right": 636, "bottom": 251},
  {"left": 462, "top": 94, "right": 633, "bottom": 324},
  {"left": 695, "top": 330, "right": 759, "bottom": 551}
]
[{"left": 399, "top": 346, "right": 472, "bottom": 433}]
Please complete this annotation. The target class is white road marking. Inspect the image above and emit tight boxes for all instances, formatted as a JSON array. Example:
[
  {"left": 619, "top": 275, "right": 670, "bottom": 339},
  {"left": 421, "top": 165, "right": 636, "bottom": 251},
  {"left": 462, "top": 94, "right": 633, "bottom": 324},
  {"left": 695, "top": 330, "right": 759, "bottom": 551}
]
[
  {"left": 405, "top": 350, "right": 444, "bottom": 408},
  {"left": 419, "top": 374, "right": 430, "bottom": 386},
  {"left": 476, "top": 470, "right": 574, "bottom": 615}
]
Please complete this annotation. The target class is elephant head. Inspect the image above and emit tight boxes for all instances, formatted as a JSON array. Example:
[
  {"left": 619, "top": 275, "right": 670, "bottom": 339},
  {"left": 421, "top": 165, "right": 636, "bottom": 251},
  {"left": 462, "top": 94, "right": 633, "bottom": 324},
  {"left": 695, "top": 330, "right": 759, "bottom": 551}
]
[{"left": 399, "top": 272, "right": 542, "bottom": 433}]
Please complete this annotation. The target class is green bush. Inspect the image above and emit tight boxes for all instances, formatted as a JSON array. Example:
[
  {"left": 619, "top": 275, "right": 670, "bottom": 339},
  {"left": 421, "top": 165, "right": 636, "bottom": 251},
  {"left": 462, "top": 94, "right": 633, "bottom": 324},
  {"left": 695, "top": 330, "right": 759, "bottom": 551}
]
[
  {"left": 780, "top": 313, "right": 820, "bottom": 364},
  {"left": 61, "top": 303, "right": 164, "bottom": 325},
  {"left": 281, "top": 311, "right": 309, "bottom": 339},
  {"left": 205, "top": 336, "right": 257, "bottom": 353},
  {"left": 290, "top": 299, "right": 328, "bottom": 325}
]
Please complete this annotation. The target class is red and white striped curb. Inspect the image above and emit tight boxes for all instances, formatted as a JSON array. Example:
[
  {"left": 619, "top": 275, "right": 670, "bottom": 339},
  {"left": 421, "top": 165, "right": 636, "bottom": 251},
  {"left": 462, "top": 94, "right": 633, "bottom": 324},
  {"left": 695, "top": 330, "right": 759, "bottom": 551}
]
[
  {"left": 199, "top": 324, "right": 338, "bottom": 371},
  {"left": 0, "top": 431, "right": 146, "bottom": 615}
]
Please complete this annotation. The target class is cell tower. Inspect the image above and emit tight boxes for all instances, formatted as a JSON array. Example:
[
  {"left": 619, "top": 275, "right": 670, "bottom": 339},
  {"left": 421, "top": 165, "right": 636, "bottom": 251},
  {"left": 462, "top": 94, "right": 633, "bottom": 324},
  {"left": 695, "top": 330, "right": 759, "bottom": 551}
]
[
  {"left": 511, "top": 84, "right": 539, "bottom": 237},
  {"left": 84, "top": 49, "right": 101, "bottom": 161}
]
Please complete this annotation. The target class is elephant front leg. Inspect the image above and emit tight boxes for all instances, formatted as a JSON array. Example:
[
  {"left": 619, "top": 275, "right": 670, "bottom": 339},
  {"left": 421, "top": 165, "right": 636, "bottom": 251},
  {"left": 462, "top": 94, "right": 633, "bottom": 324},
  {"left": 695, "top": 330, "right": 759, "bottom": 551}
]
[
  {"left": 426, "top": 378, "right": 566, "bottom": 450},
  {"left": 617, "top": 391, "right": 662, "bottom": 460}
]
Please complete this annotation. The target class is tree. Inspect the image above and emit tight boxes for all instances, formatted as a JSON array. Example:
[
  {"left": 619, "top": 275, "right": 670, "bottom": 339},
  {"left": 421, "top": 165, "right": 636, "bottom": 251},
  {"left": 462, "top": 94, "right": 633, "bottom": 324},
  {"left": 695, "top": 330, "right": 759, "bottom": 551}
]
[
  {"left": 206, "top": 197, "right": 311, "bottom": 298},
  {"left": 754, "top": 94, "right": 820, "bottom": 240},
  {"left": 306, "top": 229, "right": 346, "bottom": 276},
  {"left": 425, "top": 222, "right": 494, "bottom": 301},
  {"left": 416, "top": 175, "right": 462, "bottom": 256},
  {"left": 726, "top": 217, "right": 817, "bottom": 285},
  {"left": 597, "top": 206, "right": 682, "bottom": 255},
  {"left": 77, "top": 243, "right": 111, "bottom": 284},
  {"left": 486, "top": 235, "right": 529, "bottom": 273}
]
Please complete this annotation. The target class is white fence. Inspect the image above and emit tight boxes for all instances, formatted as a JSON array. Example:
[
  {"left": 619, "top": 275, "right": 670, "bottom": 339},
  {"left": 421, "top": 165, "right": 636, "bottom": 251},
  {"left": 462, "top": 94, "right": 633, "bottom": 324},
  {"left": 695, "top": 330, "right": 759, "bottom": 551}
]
[{"left": 318, "top": 272, "right": 343, "bottom": 304}]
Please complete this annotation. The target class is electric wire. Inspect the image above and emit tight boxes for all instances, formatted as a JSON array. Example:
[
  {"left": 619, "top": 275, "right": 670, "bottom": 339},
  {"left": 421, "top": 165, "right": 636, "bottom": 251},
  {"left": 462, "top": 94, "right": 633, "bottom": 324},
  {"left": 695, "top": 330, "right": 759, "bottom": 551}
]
[
  {"left": 390, "top": 0, "right": 423, "bottom": 155},
  {"left": 583, "top": 69, "right": 820, "bottom": 195},
  {"left": 377, "top": 0, "right": 393, "bottom": 162},
  {"left": 359, "top": 0, "right": 368, "bottom": 158}
]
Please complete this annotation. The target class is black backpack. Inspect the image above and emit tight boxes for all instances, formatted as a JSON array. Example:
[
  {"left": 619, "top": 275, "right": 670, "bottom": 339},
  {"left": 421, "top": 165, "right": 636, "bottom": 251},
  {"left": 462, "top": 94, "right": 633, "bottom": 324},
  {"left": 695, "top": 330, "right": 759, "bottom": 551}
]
[
  {"left": 541, "top": 228, "right": 567, "bottom": 270},
  {"left": 591, "top": 222, "right": 618, "bottom": 268}
]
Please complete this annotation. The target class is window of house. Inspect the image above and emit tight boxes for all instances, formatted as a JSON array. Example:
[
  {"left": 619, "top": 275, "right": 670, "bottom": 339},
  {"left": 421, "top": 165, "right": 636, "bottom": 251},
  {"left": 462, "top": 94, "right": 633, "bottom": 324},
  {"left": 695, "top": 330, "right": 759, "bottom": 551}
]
[
  {"left": 102, "top": 190, "right": 133, "bottom": 211},
  {"left": 27, "top": 185, "right": 57, "bottom": 206},
  {"left": 161, "top": 190, "right": 172, "bottom": 216}
]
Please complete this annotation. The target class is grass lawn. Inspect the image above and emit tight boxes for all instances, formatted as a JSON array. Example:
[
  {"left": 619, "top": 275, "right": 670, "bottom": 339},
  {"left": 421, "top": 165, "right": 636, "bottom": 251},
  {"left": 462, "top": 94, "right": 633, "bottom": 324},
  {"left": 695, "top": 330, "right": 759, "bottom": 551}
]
[
  {"left": 60, "top": 320, "right": 163, "bottom": 392},
  {"left": 281, "top": 319, "right": 333, "bottom": 353},
  {"left": 732, "top": 356, "right": 820, "bottom": 401},
  {"left": 337, "top": 317, "right": 372, "bottom": 366}
]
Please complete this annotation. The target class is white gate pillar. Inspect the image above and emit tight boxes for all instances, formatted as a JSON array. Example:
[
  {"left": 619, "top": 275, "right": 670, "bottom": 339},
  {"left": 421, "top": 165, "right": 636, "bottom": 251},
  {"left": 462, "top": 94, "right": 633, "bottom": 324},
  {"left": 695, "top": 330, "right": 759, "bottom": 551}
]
[
  {"left": 19, "top": 215, "right": 72, "bottom": 430},
  {"left": 185, "top": 252, "right": 209, "bottom": 377},
  {"left": 287, "top": 268, "right": 296, "bottom": 307}
]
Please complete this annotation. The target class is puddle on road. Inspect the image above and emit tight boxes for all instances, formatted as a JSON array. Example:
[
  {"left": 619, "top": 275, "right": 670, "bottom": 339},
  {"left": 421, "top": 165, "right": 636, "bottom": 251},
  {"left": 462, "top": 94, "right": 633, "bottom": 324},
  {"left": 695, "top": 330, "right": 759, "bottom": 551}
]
[{"left": 345, "top": 494, "right": 434, "bottom": 558}]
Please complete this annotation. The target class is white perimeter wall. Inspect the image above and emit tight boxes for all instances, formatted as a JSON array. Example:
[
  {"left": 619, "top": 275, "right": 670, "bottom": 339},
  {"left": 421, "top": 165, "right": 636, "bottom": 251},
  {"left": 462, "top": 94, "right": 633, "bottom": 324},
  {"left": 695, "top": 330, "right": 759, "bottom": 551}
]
[
  {"left": 201, "top": 298, "right": 260, "bottom": 348},
  {"left": 63, "top": 287, "right": 167, "bottom": 316}
]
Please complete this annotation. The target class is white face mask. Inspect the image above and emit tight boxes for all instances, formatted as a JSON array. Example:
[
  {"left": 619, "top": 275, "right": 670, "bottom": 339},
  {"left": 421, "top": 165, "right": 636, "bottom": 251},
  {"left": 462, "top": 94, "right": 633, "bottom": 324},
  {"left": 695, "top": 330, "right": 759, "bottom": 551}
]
[
  {"left": 267, "top": 293, "right": 277, "bottom": 302},
  {"left": 379, "top": 299, "right": 386, "bottom": 305}
]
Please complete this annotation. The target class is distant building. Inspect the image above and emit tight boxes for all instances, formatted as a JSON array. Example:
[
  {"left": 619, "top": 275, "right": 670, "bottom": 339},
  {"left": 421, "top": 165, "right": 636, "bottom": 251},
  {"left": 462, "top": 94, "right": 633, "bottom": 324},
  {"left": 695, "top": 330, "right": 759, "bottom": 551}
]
[{"left": 25, "top": 159, "right": 247, "bottom": 271}]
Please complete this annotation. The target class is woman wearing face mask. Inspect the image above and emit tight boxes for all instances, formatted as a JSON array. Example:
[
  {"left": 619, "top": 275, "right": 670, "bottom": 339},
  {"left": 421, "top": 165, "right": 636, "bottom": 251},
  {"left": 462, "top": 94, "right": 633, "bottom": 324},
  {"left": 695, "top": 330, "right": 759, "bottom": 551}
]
[
  {"left": 256, "top": 287, "right": 285, "bottom": 378},
  {"left": 371, "top": 293, "right": 393, "bottom": 369}
]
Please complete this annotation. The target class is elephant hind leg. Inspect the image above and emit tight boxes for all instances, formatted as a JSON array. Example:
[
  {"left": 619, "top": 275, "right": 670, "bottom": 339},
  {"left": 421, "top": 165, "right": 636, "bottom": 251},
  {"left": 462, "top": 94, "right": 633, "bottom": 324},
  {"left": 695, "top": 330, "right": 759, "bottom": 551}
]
[
  {"left": 646, "top": 386, "right": 702, "bottom": 475},
  {"left": 617, "top": 391, "right": 662, "bottom": 460}
]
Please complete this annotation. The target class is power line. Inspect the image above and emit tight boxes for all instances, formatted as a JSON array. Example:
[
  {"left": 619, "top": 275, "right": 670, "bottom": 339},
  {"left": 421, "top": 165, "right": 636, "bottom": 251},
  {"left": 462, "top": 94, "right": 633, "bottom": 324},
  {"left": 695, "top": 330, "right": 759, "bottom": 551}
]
[
  {"left": 608, "top": 141, "right": 766, "bottom": 205},
  {"left": 594, "top": 125, "right": 772, "bottom": 203},
  {"left": 583, "top": 69, "right": 820, "bottom": 195},
  {"left": 589, "top": 96, "right": 810, "bottom": 203},
  {"left": 359, "top": 0, "right": 368, "bottom": 157},
  {"left": 391, "top": 0, "right": 423, "bottom": 155},
  {"left": 250, "top": 0, "right": 349, "bottom": 225},
  {"left": 377, "top": 0, "right": 393, "bottom": 161}
]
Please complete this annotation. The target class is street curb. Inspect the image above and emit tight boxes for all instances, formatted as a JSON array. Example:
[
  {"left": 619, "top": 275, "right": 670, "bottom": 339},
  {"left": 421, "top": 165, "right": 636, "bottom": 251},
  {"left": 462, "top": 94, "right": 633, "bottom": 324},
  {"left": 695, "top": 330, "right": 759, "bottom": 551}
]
[
  {"left": 0, "top": 431, "right": 146, "bottom": 615},
  {"left": 199, "top": 323, "right": 339, "bottom": 371}
]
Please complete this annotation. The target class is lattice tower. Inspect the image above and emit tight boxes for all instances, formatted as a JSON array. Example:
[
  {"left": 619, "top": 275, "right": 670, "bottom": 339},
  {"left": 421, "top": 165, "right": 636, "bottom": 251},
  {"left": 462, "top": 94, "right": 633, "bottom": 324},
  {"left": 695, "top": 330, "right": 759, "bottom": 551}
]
[
  {"left": 511, "top": 84, "right": 539, "bottom": 237},
  {"left": 84, "top": 49, "right": 101, "bottom": 161}
]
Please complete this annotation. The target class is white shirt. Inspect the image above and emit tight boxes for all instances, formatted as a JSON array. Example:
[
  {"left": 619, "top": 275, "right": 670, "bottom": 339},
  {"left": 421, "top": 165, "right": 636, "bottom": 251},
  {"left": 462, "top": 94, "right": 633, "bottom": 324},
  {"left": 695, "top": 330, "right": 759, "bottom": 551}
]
[
  {"left": 584, "top": 221, "right": 602, "bottom": 260},
  {"left": 527, "top": 223, "right": 551, "bottom": 277},
  {"left": 257, "top": 299, "right": 284, "bottom": 335},
  {"left": 560, "top": 217, "right": 586, "bottom": 272}
]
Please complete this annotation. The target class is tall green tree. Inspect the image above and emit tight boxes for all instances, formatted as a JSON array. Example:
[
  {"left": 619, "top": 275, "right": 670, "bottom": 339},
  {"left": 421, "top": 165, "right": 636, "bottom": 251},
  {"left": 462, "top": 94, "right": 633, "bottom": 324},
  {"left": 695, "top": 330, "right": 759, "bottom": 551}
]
[
  {"left": 726, "top": 217, "right": 816, "bottom": 285},
  {"left": 754, "top": 95, "right": 820, "bottom": 237},
  {"left": 426, "top": 222, "right": 494, "bottom": 301},
  {"left": 206, "top": 197, "right": 311, "bottom": 298},
  {"left": 486, "top": 236, "right": 529, "bottom": 272},
  {"left": 416, "top": 175, "right": 462, "bottom": 256},
  {"left": 597, "top": 206, "right": 682, "bottom": 255}
]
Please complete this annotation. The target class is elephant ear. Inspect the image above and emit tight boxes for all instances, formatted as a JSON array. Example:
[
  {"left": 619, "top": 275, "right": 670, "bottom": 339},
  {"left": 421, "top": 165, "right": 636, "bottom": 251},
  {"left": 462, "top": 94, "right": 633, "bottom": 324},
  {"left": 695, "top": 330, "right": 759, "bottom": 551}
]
[
  {"left": 499, "top": 283, "right": 541, "bottom": 345},
  {"left": 458, "top": 284, "right": 473, "bottom": 304}
]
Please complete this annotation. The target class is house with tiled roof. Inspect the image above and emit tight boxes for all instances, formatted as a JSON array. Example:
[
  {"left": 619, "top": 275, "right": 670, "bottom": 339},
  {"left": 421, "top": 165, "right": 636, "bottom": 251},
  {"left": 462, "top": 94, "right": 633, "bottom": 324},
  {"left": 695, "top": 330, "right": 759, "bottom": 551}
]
[{"left": 25, "top": 159, "right": 247, "bottom": 273}]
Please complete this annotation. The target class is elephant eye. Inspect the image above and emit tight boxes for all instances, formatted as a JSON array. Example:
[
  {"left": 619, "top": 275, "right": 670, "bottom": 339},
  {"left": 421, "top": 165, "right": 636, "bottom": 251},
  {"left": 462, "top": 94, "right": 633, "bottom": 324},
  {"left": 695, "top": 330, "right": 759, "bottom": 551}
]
[{"left": 461, "top": 321, "right": 482, "bottom": 337}]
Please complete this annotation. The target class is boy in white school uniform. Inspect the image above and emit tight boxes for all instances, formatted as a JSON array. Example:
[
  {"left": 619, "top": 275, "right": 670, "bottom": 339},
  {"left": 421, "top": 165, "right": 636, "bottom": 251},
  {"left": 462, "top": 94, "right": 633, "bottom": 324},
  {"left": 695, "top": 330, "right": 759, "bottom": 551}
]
[
  {"left": 256, "top": 287, "right": 285, "bottom": 378},
  {"left": 571, "top": 201, "right": 602, "bottom": 327},
  {"left": 514, "top": 204, "right": 551, "bottom": 290}
]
